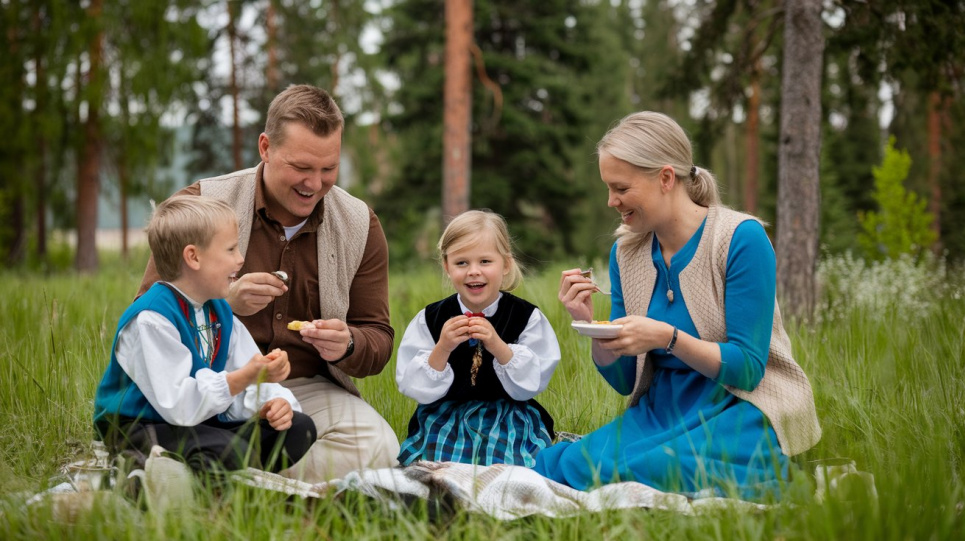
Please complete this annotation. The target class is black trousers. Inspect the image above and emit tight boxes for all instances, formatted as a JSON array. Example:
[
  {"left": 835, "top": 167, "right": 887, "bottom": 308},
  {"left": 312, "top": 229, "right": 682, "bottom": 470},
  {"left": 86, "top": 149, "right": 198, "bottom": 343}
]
[{"left": 97, "top": 413, "right": 316, "bottom": 474}]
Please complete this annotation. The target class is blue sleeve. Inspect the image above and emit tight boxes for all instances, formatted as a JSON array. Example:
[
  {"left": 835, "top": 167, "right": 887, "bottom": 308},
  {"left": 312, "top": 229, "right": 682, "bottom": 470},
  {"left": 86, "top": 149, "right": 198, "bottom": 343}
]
[
  {"left": 715, "top": 221, "right": 775, "bottom": 391},
  {"left": 597, "top": 241, "right": 637, "bottom": 395}
]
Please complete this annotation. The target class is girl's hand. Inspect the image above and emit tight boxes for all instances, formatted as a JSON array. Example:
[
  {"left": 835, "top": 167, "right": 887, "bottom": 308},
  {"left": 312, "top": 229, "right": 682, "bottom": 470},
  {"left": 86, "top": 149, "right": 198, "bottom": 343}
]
[
  {"left": 596, "top": 315, "right": 670, "bottom": 357},
  {"left": 259, "top": 397, "right": 294, "bottom": 431},
  {"left": 466, "top": 316, "right": 502, "bottom": 351},
  {"left": 437, "top": 315, "right": 472, "bottom": 354},
  {"left": 559, "top": 268, "right": 595, "bottom": 322},
  {"left": 467, "top": 315, "right": 514, "bottom": 364}
]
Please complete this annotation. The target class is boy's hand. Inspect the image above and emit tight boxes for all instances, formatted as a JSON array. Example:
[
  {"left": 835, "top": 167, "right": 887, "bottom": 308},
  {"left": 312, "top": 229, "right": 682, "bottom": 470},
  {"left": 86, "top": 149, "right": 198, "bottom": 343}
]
[
  {"left": 227, "top": 348, "right": 290, "bottom": 395},
  {"left": 261, "top": 348, "right": 290, "bottom": 383},
  {"left": 259, "top": 398, "right": 294, "bottom": 431},
  {"left": 226, "top": 272, "right": 288, "bottom": 316}
]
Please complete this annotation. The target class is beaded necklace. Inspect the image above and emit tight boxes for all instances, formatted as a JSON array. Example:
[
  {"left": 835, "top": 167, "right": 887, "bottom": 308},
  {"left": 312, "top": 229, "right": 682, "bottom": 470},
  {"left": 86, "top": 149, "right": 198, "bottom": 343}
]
[
  {"left": 161, "top": 283, "right": 222, "bottom": 367},
  {"left": 465, "top": 311, "right": 485, "bottom": 386}
]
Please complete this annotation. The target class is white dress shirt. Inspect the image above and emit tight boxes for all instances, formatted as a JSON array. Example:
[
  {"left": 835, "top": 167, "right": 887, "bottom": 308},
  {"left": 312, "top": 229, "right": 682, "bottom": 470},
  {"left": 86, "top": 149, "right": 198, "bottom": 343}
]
[
  {"left": 395, "top": 293, "right": 561, "bottom": 404},
  {"left": 114, "top": 286, "right": 300, "bottom": 426}
]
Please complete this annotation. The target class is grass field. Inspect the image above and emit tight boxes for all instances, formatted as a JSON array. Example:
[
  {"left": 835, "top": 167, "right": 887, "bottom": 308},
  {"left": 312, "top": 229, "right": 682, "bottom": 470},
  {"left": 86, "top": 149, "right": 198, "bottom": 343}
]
[{"left": 1, "top": 248, "right": 963, "bottom": 539}]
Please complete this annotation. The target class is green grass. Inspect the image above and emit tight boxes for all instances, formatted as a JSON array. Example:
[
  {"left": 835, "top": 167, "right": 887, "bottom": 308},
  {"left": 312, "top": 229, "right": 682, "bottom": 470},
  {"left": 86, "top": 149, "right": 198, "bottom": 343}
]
[{"left": 1, "top": 249, "right": 963, "bottom": 539}]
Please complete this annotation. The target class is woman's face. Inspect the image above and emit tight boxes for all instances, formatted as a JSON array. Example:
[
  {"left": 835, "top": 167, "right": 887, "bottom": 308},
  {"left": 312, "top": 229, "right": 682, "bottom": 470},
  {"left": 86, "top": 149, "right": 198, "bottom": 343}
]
[{"left": 599, "top": 152, "right": 663, "bottom": 233}]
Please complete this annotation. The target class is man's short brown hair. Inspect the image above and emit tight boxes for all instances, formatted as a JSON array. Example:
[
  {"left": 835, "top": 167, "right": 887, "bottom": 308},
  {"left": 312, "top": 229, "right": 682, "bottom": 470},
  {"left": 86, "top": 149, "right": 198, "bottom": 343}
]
[
  {"left": 147, "top": 195, "right": 237, "bottom": 281},
  {"left": 264, "top": 84, "right": 344, "bottom": 146}
]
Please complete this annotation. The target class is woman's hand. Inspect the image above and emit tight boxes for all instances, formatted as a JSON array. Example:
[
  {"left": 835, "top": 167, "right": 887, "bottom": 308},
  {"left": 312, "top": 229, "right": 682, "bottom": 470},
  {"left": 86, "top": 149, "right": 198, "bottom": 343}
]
[
  {"left": 596, "top": 315, "right": 673, "bottom": 357},
  {"left": 559, "top": 268, "right": 596, "bottom": 322}
]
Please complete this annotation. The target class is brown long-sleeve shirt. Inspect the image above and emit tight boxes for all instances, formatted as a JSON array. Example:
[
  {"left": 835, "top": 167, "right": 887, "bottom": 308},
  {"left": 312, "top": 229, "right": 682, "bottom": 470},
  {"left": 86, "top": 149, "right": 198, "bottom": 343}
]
[{"left": 137, "top": 164, "right": 394, "bottom": 389}]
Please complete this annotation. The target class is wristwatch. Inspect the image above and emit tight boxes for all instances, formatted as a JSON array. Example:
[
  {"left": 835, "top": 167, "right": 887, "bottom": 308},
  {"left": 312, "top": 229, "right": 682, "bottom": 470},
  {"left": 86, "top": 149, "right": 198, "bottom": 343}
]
[{"left": 334, "top": 332, "right": 355, "bottom": 363}]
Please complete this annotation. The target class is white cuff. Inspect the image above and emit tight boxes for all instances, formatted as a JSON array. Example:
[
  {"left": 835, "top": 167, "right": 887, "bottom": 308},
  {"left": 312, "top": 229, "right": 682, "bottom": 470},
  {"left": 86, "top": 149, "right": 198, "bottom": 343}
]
[{"left": 416, "top": 351, "right": 452, "bottom": 380}]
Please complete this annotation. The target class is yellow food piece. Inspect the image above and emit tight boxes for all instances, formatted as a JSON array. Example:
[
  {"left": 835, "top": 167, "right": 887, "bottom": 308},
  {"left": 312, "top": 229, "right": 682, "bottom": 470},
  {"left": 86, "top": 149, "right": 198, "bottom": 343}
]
[
  {"left": 287, "top": 320, "right": 312, "bottom": 331},
  {"left": 591, "top": 320, "right": 613, "bottom": 325}
]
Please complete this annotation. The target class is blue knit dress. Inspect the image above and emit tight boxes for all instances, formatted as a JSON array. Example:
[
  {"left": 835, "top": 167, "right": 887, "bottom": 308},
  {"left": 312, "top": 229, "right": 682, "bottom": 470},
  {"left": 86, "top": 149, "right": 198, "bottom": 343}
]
[{"left": 534, "top": 219, "right": 789, "bottom": 500}]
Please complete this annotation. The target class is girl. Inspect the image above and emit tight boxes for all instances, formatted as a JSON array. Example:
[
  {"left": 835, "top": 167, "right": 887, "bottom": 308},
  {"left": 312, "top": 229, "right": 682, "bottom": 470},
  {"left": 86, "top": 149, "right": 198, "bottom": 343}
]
[{"left": 396, "top": 210, "right": 561, "bottom": 467}]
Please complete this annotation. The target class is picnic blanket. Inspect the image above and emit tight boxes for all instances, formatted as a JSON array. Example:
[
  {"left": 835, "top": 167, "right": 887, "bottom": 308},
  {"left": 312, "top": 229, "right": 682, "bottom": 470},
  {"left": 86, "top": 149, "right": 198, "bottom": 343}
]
[
  {"left": 238, "top": 460, "right": 769, "bottom": 518},
  {"left": 32, "top": 445, "right": 876, "bottom": 520}
]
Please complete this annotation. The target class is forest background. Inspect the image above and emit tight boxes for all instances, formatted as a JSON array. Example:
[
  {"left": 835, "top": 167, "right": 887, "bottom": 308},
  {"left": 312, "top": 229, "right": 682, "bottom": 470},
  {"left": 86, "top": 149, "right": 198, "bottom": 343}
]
[{"left": 1, "top": 0, "right": 963, "bottom": 312}]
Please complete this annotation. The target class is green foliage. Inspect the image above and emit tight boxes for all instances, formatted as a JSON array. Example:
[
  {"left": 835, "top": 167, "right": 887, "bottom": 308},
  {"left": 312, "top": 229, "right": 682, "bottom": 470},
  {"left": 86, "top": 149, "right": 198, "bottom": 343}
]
[
  {"left": 2, "top": 257, "right": 965, "bottom": 538},
  {"left": 857, "top": 137, "right": 937, "bottom": 260},
  {"left": 376, "top": 0, "right": 631, "bottom": 267}
]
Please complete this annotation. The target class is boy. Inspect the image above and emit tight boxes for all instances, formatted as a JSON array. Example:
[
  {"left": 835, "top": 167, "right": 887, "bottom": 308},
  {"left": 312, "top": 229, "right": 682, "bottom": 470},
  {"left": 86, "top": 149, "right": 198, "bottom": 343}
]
[{"left": 94, "top": 195, "right": 316, "bottom": 475}]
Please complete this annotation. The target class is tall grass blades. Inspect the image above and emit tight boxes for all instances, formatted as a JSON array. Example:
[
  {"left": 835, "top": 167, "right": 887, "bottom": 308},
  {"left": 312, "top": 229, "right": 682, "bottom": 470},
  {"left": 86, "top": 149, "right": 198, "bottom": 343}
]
[{"left": 1, "top": 254, "right": 963, "bottom": 539}]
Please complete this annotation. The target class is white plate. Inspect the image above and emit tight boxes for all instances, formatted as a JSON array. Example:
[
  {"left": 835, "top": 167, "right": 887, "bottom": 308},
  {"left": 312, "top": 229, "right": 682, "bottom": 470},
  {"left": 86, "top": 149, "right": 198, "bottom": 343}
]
[{"left": 571, "top": 321, "right": 623, "bottom": 338}]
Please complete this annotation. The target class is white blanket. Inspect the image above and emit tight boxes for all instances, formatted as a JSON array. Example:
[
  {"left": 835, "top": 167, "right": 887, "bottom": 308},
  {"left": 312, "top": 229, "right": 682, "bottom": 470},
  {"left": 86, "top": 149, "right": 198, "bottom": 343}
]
[{"left": 233, "top": 461, "right": 769, "bottom": 519}]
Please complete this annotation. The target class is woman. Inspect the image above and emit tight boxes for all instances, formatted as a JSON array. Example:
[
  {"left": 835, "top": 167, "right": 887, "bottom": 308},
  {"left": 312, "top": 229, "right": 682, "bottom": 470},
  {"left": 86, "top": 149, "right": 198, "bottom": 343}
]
[{"left": 533, "top": 111, "right": 821, "bottom": 500}]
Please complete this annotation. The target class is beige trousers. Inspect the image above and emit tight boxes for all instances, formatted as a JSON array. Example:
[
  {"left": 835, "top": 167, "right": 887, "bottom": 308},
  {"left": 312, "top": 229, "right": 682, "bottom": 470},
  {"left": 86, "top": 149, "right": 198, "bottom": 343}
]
[{"left": 279, "top": 376, "right": 399, "bottom": 483}]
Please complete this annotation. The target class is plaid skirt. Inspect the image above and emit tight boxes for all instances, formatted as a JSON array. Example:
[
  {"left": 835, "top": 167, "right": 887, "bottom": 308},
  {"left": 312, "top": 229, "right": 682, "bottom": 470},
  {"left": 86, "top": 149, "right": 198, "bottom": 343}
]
[{"left": 398, "top": 399, "right": 552, "bottom": 467}]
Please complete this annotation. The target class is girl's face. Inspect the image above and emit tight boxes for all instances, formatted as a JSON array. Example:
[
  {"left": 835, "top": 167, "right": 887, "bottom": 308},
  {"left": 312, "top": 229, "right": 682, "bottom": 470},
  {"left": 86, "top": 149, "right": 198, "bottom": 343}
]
[{"left": 443, "top": 234, "right": 511, "bottom": 313}]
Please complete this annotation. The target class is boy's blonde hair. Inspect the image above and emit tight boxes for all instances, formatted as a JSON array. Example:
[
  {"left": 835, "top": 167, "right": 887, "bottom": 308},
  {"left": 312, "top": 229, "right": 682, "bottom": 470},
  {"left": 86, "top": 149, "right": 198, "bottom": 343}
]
[
  {"left": 438, "top": 209, "right": 523, "bottom": 291},
  {"left": 147, "top": 195, "right": 238, "bottom": 281}
]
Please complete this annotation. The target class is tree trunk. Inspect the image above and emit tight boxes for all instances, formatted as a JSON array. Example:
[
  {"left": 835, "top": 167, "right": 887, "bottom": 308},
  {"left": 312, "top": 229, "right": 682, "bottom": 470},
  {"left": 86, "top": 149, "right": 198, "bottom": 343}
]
[
  {"left": 227, "top": 0, "right": 243, "bottom": 170},
  {"left": 330, "top": 0, "right": 341, "bottom": 93},
  {"left": 266, "top": 0, "right": 278, "bottom": 92},
  {"left": 5, "top": 1, "right": 26, "bottom": 266},
  {"left": 927, "top": 91, "right": 943, "bottom": 253},
  {"left": 442, "top": 0, "right": 473, "bottom": 222},
  {"left": 76, "top": 0, "right": 104, "bottom": 272},
  {"left": 34, "top": 7, "right": 47, "bottom": 259},
  {"left": 744, "top": 59, "right": 761, "bottom": 214},
  {"left": 119, "top": 159, "right": 129, "bottom": 259},
  {"left": 776, "top": 0, "right": 824, "bottom": 320}
]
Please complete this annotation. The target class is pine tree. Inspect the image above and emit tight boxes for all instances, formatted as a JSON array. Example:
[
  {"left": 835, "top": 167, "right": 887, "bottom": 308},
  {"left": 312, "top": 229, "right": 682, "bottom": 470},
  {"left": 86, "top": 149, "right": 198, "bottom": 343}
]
[
  {"left": 857, "top": 137, "right": 937, "bottom": 261},
  {"left": 377, "top": 0, "right": 630, "bottom": 265}
]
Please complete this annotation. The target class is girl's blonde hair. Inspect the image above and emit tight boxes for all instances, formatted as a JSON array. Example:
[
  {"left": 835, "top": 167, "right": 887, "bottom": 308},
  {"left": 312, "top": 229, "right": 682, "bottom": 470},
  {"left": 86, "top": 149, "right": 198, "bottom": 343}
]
[
  {"left": 147, "top": 195, "right": 238, "bottom": 281},
  {"left": 438, "top": 209, "right": 523, "bottom": 291}
]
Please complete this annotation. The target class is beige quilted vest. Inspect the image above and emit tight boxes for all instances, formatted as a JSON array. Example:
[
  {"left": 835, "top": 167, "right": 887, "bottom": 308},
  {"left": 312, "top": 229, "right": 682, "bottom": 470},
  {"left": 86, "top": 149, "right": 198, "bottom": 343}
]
[
  {"left": 200, "top": 167, "right": 370, "bottom": 391},
  {"left": 617, "top": 205, "right": 821, "bottom": 456}
]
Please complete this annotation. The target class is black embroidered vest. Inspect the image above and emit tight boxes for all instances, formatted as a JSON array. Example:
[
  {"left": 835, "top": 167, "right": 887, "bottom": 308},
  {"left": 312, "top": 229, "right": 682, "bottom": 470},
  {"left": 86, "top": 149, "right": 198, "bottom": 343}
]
[{"left": 418, "top": 293, "right": 554, "bottom": 436}]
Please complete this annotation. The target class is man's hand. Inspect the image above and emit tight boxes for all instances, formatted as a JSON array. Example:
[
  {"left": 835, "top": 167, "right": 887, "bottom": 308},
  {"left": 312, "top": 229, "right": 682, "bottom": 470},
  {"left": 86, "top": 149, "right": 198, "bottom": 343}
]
[
  {"left": 259, "top": 398, "right": 294, "bottom": 431},
  {"left": 226, "top": 272, "right": 288, "bottom": 316},
  {"left": 298, "top": 319, "right": 353, "bottom": 362}
]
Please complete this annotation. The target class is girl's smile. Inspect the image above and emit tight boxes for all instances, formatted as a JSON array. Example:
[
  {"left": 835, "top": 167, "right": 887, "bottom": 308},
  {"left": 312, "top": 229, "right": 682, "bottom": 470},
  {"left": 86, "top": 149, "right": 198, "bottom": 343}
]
[{"left": 443, "top": 234, "right": 511, "bottom": 314}]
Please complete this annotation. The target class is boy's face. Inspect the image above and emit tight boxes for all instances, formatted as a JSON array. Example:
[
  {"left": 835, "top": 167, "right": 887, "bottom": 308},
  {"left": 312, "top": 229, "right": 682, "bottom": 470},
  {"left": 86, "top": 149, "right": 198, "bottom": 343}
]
[{"left": 195, "top": 221, "right": 245, "bottom": 301}]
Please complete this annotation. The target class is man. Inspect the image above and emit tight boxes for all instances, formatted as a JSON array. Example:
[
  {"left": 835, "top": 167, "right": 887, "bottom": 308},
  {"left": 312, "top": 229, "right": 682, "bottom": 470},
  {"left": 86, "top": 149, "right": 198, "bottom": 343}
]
[{"left": 137, "top": 84, "right": 399, "bottom": 482}]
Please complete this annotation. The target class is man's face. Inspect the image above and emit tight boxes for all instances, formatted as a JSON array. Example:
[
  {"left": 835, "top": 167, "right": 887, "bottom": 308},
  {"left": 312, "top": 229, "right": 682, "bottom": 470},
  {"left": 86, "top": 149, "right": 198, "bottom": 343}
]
[{"left": 259, "top": 122, "right": 342, "bottom": 227}]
